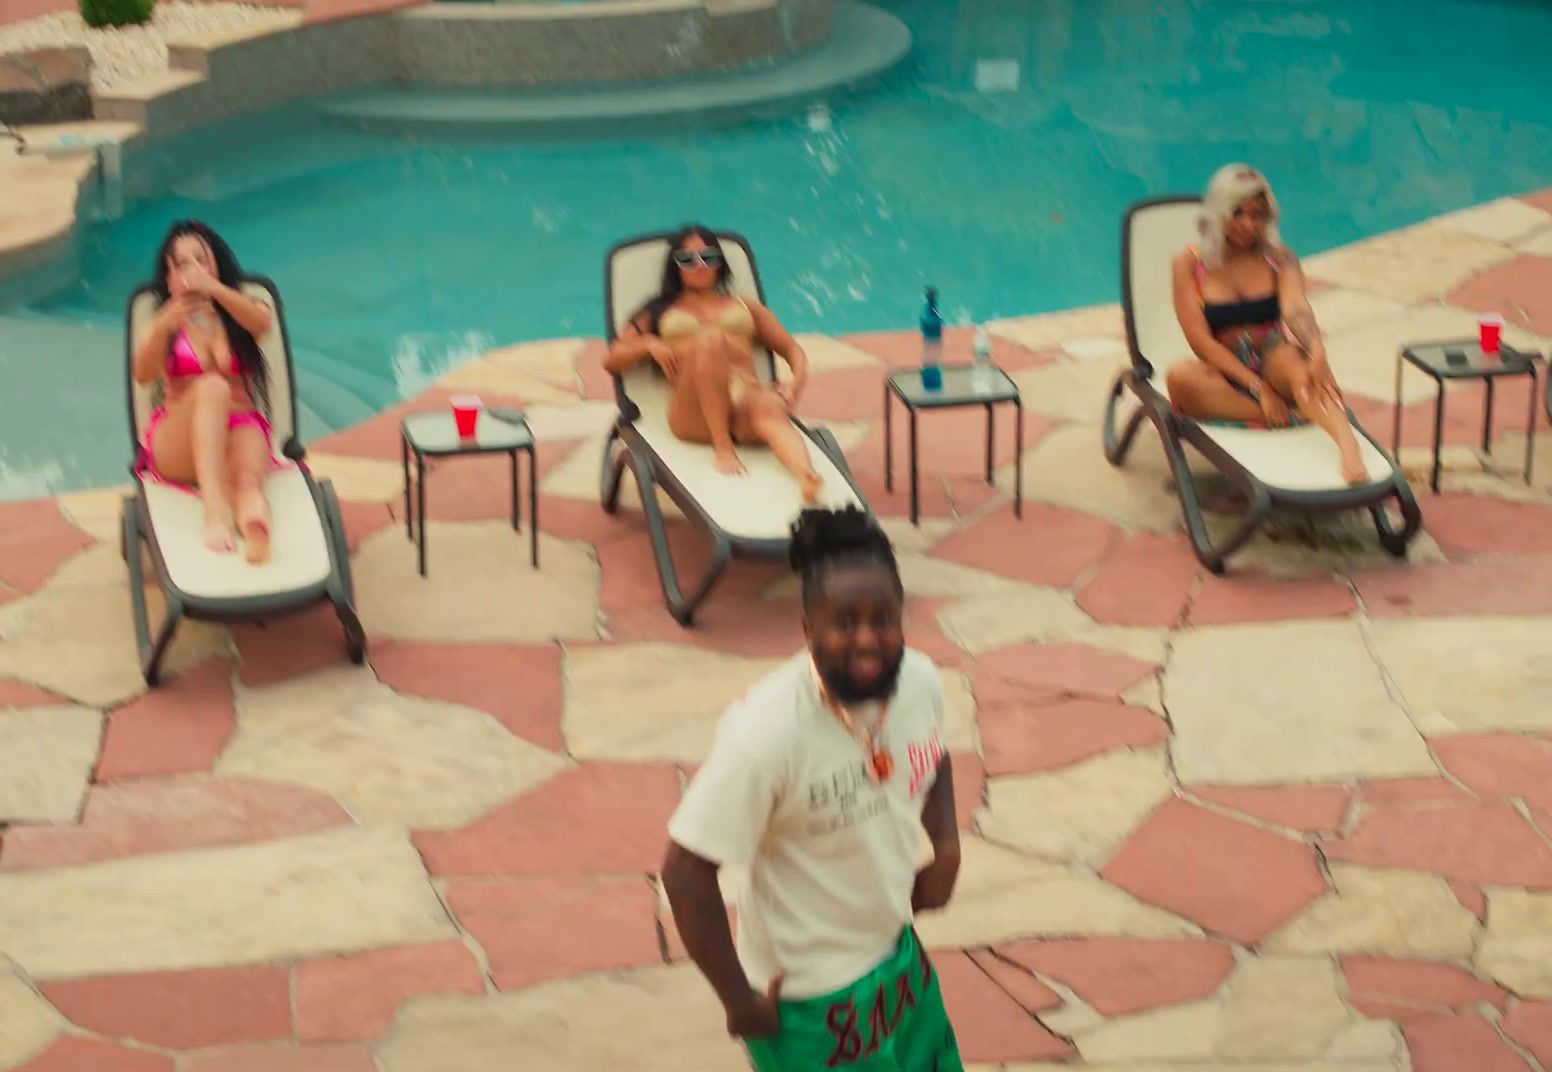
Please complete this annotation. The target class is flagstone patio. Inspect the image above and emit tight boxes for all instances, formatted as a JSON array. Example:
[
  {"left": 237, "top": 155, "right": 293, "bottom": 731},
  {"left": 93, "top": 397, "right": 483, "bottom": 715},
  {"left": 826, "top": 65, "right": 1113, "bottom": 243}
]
[{"left": 2, "top": 193, "right": 1551, "bottom": 1071}]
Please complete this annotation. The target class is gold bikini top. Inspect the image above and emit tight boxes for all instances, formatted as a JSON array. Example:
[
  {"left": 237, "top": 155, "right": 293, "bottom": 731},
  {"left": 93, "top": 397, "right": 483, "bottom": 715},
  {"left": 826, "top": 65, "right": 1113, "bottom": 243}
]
[{"left": 658, "top": 297, "right": 756, "bottom": 342}]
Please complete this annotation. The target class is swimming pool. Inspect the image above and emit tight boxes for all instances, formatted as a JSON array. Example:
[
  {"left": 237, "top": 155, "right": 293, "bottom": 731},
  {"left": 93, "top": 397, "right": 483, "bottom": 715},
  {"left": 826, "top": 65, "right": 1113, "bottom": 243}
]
[{"left": 5, "top": 0, "right": 1552, "bottom": 498}]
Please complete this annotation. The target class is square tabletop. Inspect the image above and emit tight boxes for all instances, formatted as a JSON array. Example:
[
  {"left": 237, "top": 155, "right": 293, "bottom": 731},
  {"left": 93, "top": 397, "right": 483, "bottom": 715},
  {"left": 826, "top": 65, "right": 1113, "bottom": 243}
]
[
  {"left": 402, "top": 408, "right": 534, "bottom": 456},
  {"left": 1401, "top": 340, "right": 1541, "bottom": 380},
  {"left": 887, "top": 364, "right": 1020, "bottom": 408}
]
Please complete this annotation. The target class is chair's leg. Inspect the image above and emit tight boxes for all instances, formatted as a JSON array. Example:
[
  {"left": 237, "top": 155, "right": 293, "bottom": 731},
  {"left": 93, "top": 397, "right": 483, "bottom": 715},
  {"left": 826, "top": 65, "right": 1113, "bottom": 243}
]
[
  {"left": 316, "top": 478, "right": 367, "bottom": 662},
  {"left": 810, "top": 426, "right": 852, "bottom": 479},
  {"left": 1103, "top": 369, "right": 1152, "bottom": 466},
  {"left": 1372, "top": 478, "right": 1423, "bottom": 558},
  {"left": 1159, "top": 417, "right": 1269, "bottom": 574},
  {"left": 599, "top": 425, "right": 627, "bottom": 513},
  {"left": 123, "top": 498, "right": 180, "bottom": 686},
  {"left": 334, "top": 598, "right": 368, "bottom": 664},
  {"left": 627, "top": 451, "right": 729, "bottom": 627}
]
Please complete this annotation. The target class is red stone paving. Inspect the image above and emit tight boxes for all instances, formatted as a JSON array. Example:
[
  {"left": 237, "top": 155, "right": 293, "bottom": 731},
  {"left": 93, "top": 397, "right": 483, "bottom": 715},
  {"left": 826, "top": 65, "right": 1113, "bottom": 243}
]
[
  {"left": 181, "top": 1043, "right": 377, "bottom": 1072},
  {"left": 932, "top": 951, "right": 1074, "bottom": 1063},
  {"left": 1341, "top": 956, "right": 1506, "bottom": 1012},
  {"left": 1446, "top": 254, "right": 1552, "bottom": 336},
  {"left": 1359, "top": 778, "right": 1476, "bottom": 807},
  {"left": 1504, "top": 1001, "right": 1552, "bottom": 1069},
  {"left": 446, "top": 876, "right": 662, "bottom": 990},
  {"left": 231, "top": 603, "right": 357, "bottom": 687},
  {"left": 0, "top": 677, "right": 69, "bottom": 708},
  {"left": 950, "top": 751, "right": 983, "bottom": 831},
  {"left": 1101, "top": 799, "right": 1327, "bottom": 944},
  {"left": 1416, "top": 494, "right": 1552, "bottom": 556},
  {"left": 0, "top": 499, "right": 94, "bottom": 594},
  {"left": 312, "top": 389, "right": 527, "bottom": 461},
  {"left": 1076, "top": 532, "right": 1201, "bottom": 627},
  {"left": 369, "top": 640, "right": 565, "bottom": 753},
  {"left": 975, "top": 643, "right": 1157, "bottom": 701},
  {"left": 997, "top": 937, "right": 1235, "bottom": 1017},
  {"left": 1187, "top": 784, "right": 1352, "bottom": 834},
  {"left": 977, "top": 698, "right": 1168, "bottom": 776},
  {"left": 532, "top": 493, "right": 639, "bottom": 547},
  {"left": 842, "top": 470, "right": 987, "bottom": 522},
  {"left": 573, "top": 339, "right": 615, "bottom": 401},
  {"left": 793, "top": 366, "right": 891, "bottom": 424},
  {"left": 295, "top": 940, "right": 484, "bottom": 1043},
  {"left": 903, "top": 598, "right": 968, "bottom": 669},
  {"left": 966, "top": 951, "right": 1062, "bottom": 1015},
  {"left": 415, "top": 763, "right": 681, "bottom": 876},
  {"left": 411, "top": 438, "right": 581, "bottom": 525},
  {"left": 1522, "top": 189, "right": 1552, "bottom": 213},
  {"left": 932, "top": 502, "right": 1121, "bottom": 588},
  {"left": 1187, "top": 571, "right": 1356, "bottom": 625},
  {"left": 1325, "top": 800, "right": 1552, "bottom": 888},
  {"left": 1354, "top": 554, "right": 1552, "bottom": 617},
  {"left": 1351, "top": 996, "right": 1444, "bottom": 1023},
  {"left": 12, "top": 1038, "right": 173, "bottom": 1072},
  {"left": 334, "top": 499, "right": 395, "bottom": 553},
  {"left": 1404, "top": 1012, "right": 1535, "bottom": 1072},
  {"left": 849, "top": 403, "right": 1042, "bottom": 480},
  {"left": 841, "top": 328, "right": 1054, "bottom": 373},
  {"left": 0, "top": 776, "right": 349, "bottom": 871},
  {"left": 1431, "top": 732, "right": 1552, "bottom": 813},
  {"left": 598, "top": 524, "right": 784, "bottom": 616},
  {"left": 96, "top": 659, "right": 236, "bottom": 781},
  {"left": 41, "top": 965, "right": 290, "bottom": 1049},
  {"left": 1446, "top": 878, "right": 1487, "bottom": 920},
  {"left": 605, "top": 598, "right": 806, "bottom": 659}
]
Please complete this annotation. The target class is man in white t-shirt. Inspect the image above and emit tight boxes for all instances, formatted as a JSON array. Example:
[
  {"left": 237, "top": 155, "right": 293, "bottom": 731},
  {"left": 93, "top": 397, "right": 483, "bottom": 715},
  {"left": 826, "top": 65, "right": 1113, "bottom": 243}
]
[{"left": 663, "top": 506, "right": 963, "bottom": 1072}]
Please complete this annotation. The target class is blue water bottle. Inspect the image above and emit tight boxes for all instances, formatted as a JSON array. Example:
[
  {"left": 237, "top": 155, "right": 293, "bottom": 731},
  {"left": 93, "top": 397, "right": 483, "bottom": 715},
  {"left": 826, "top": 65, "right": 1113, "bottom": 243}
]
[{"left": 919, "top": 286, "right": 944, "bottom": 390}]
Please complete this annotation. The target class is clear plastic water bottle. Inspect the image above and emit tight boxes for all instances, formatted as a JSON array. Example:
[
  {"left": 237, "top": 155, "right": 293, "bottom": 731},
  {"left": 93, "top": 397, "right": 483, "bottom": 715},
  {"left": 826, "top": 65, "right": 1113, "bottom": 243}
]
[
  {"left": 972, "top": 324, "right": 994, "bottom": 392},
  {"left": 919, "top": 287, "right": 944, "bottom": 390}
]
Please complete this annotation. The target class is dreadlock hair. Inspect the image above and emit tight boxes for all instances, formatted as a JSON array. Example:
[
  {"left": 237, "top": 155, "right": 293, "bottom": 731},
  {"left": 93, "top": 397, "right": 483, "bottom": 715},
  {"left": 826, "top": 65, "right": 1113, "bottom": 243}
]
[{"left": 789, "top": 506, "right": 902, "bottom": 610}]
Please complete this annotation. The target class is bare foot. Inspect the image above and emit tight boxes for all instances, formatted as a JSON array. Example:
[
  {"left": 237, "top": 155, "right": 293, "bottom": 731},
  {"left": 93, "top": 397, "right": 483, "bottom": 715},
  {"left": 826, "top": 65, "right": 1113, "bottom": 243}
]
[
  {"left": 799, "top": 471, "right": 822, "bottom": 504},
  {"left": 714, "top": 450, "right": 745, "bottom": 476},
  {"left": 240, "top": 515, "right": 271, "bottom": 564},
  {"left": 202, "top": 516, "right": 237, "bottom": 553},
  {"left": 1339, "top": 443, "right": 1368, "bottom": 485}
]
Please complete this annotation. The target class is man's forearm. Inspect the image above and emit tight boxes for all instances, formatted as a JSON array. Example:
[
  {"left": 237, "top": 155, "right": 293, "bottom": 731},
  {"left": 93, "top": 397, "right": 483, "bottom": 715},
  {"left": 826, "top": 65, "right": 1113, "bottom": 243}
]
[
  {"left": 663, "top": 852, "right": 755, "bottom": 1015},
  {"left": 912, "top": 839, "right": 961, "bottom": 911}
]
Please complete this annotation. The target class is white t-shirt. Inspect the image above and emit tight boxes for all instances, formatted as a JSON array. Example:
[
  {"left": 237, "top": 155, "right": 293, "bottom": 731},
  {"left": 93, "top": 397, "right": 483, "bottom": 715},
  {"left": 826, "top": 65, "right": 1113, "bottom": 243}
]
[{"left": 667, "top": 648, "right": 949, "bottom": 1000}]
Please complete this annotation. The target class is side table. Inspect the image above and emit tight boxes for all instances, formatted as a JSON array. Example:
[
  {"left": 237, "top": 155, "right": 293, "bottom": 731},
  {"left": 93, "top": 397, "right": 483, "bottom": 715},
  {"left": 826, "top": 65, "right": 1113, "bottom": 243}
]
[
  {"left": 401, "top": 408, "right": 538, "bottom": 576},
  {"left": 1394, "top": 341, "right": 1541, "bottom": 493},
  {"left": 884, "top": 364, "right": 1024, "bottom": 525}
]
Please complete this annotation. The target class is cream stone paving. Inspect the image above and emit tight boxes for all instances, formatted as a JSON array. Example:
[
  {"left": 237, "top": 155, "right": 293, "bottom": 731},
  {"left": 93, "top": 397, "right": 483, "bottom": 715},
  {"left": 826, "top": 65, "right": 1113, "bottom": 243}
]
[
  {"left": 563, "top": 644, "right": 783, "bottom": 762},
  {"left": 986, "top": 304, "right": 1125, "bottom": 350},
  {"left": 1307, "top": 288, "right": 1407, "bottom": 335},
  {"left": 1433, "top": 197, "right": 1552, "bottom": 244},
  {"left": 1010, "top": 356, "right": 1130, "bottom": 425},
  {"left": 0, "top": 546, "right": 228, "bottom": 707},
  {"left": 1265, "top": 865, "right": 1480, "bottom": 959},
  {"left": 435, "top": 338, "right": 586, "bottom": 403},
  {"left": 53, "top": 483, "right": 132, "bottom": 543},
  {"left": 1475, "top": 889, "right": 1552, "bottom": 998},
  {"left": 1200, "top": 506, "right": 1446, "bottom": 577},
  {"left": 0, "top": 825, "right": 453, "bottom": 980},
  {"left": 220, "top": 667, "right": 567, "bottom": 828},
  {"left": 894, "top": 551, "right": 1032, "bottom": 599},
  {"left": 304, "top": 453, "right": 414, "bottom": 504},
  {"left": 378, "top": 964, "right": 744, "bottom": 1072},
  {"left": 1165, "top": 621, "right": 1437, "bottom": 784},
  {"left": 913, "top": 837, "right": 1199, "bottom": 949},
  {"left": 878, "top": 516, "right": 957, "bottom": 555},
  {"left": 0, "top": 705, "right": 103, "bottom": 823},
  {"left": 521, "top": 400, "right": 617, "bottom": 443},
  {"left": 1061, "top": 336, "right": 1130, "bottom": 363},
  {"left": 1010, "top": 423, "right": 1186, "bottom": 533},
  {"left": 354, "top": 523, "right": 600, "bottom": 643},
  {"left": 0, "top": 962, "right": 62, "bottom": 1070},
  {"left": 793, "top": 333, "right": 885, "bottom": 372},
  {"left": 1303, "top": 222, "right": 1517, "bottom": 303},
  {"left": 977, "top": 748, "right": 1172, "bottom": 865},
  {"left": 1367, "top": 617, "right": 1552, "bottom": 733},
  {"left": 540, "top": 428, "right": 676, "bottom": 517},
  {"left": 935, "top": 585, "right": 1100, "bottom": 655},
  {"left": 1518, "top": 227, "right": 1552, "bottom": 256}
]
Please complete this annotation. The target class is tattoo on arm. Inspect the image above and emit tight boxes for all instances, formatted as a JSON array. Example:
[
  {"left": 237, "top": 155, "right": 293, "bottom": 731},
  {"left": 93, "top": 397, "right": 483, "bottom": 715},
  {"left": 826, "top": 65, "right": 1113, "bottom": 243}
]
[{"left": 1284, "top": 305, "right": 1320, "bottom": 353}]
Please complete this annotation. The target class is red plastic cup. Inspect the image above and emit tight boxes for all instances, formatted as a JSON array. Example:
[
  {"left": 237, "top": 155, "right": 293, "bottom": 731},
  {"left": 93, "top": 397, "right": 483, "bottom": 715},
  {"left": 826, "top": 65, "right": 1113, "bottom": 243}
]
[
  {"left": 1479, "top": 314, "right": 1504, "bottom": 355},
  {"left": 451, "top": 394, "right": 481, "bottom": 438}
]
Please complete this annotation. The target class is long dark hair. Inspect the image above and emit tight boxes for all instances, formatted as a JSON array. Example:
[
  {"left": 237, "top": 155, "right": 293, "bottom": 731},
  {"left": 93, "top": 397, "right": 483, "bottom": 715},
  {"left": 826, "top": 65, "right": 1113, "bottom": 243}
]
[
  {"left": 631, "top": 224, "right": 733, "bottom": 335},
  {"left": 151, "top": 219, "right": 268, "bottom": 410},
  {"left": 789, "top": 506, "right": 902, "bottom": 610}
]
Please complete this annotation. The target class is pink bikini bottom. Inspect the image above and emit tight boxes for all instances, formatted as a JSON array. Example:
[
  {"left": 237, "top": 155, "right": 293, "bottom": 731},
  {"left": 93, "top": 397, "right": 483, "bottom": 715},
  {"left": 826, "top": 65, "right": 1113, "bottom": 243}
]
[{"left": 134, "top": 407, "right": 284, "bottom": 493}]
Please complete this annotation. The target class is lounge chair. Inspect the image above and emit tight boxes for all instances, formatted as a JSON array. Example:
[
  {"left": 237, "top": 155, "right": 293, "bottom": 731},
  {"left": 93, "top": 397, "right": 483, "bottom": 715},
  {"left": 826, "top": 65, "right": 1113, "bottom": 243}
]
[
  {"left": 1103, "top": 196, "right": 1422, "bottom": 572},
  {"left": 599, "top": 230, "right": 867, "bottom": 624},
  {"left": 122, "top": 277, "right": 365, "bottom": 684}
]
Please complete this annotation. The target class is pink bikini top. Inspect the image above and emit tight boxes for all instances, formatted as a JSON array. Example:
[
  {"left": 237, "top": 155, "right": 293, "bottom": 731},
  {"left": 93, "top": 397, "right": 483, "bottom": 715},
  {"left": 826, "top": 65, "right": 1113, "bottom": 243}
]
[{"left": 168, "top": 328, "right": 234, "bottom": 378}]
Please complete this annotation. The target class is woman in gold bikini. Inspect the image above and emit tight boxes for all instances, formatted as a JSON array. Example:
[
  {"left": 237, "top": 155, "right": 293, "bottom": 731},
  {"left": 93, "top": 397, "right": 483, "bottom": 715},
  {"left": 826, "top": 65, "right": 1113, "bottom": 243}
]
[{"left": 606, "top": 225, "right": 822, "bottom": 503}]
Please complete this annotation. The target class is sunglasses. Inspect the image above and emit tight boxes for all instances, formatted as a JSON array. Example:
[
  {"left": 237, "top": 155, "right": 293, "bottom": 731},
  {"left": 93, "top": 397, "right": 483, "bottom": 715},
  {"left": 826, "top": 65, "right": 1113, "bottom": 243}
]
[{"left": 672, "top": 249, "right": 724, "bottom": 269}]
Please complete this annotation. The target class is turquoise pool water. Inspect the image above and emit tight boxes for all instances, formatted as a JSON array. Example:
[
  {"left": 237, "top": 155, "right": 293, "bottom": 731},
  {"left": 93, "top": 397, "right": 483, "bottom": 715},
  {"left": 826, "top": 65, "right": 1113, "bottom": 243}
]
[{"left": 5, "top": 0, "right": 1552, "bottom": 498}]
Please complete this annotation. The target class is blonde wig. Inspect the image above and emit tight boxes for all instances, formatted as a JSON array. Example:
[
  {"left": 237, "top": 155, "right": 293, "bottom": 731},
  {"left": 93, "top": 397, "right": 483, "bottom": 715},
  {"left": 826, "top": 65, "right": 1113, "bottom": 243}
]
[{"left": 1198, "top": 164, "right": 1282, "bottom": 267}]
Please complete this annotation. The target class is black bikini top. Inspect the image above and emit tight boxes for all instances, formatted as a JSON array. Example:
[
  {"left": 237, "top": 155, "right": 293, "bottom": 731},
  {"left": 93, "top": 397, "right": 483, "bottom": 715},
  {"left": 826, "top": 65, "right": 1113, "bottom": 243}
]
[{"left": 1192, "top": 247, "right": 1281, "bottom": 333}]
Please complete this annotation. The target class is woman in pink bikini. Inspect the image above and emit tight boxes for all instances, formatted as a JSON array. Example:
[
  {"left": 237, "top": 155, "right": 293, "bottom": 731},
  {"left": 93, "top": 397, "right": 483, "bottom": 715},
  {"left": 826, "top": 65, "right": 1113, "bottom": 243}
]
[{"left": 132, "top": 221, "right": 279, "bottom": 562}]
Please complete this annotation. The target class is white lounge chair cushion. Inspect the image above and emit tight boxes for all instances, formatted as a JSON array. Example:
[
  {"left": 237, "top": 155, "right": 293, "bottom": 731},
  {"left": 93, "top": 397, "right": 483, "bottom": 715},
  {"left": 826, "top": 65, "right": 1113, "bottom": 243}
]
[
  {"left": 1196, "top": 422, "right": 1394, "bottom": 492},
  {"left": 627, "top": 371, "right": 862, "bottom": 542},
  {"left": 143, "top": 467, "right": 334, "bottom": 600}
]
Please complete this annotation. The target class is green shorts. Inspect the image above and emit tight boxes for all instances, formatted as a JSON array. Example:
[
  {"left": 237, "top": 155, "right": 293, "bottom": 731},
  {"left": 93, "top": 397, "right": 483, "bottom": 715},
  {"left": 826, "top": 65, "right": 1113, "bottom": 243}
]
[{"left": 744, "top": 928, "right": 962, "bottom": 1072}]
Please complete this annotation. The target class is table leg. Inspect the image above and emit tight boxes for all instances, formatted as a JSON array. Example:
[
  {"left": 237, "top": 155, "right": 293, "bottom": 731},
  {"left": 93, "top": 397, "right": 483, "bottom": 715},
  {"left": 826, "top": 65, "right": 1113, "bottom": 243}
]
[
  {"left": 1427, "top": 381, "right": 1440, "bottom": 493},
  {"left": 1391, "top": 351, "right": 1403, "bottom": 458},
  {"left": 510, "top": 450, "right": 520, "bottom": 532},
  {"left": 529, "top": 447, "right": 539, "bottom": 568},
  {"left": 1483, "top": 378, "right": 1495, "bottom": 455},
  {"left": 401, "top": 434, "right": 412, "bottom": 540},
  {"left": 884, "top": 383, "right": 893, "bottom": 493},
  {"left": 416, "top": 455, "right": 427, "bottom": 577},
  {"left": 1014, "top": 399, "right": 1024, "bottom": 519},
  {"left": 985, "top": 402, "right": 995, "bottom": 485},
  {"left": 1526, "top": 368, "right": 1538, "bottom": 485},
  {"left": 909, "top": 408, "right": 919, "bottom": 526}
]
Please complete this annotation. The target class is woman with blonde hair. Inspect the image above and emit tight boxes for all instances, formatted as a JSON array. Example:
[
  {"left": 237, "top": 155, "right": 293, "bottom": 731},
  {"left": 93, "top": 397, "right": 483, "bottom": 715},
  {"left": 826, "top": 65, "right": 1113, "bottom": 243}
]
[{"left": 1167, "top": 164, "right": 1365, "bottom": 484}]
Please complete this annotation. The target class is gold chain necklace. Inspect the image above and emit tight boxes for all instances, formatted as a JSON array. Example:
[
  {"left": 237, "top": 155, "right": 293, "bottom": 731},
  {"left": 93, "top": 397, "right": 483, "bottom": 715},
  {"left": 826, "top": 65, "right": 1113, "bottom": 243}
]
[{"left": 811, "top": 660, "right": 894, "bottom": 783}]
